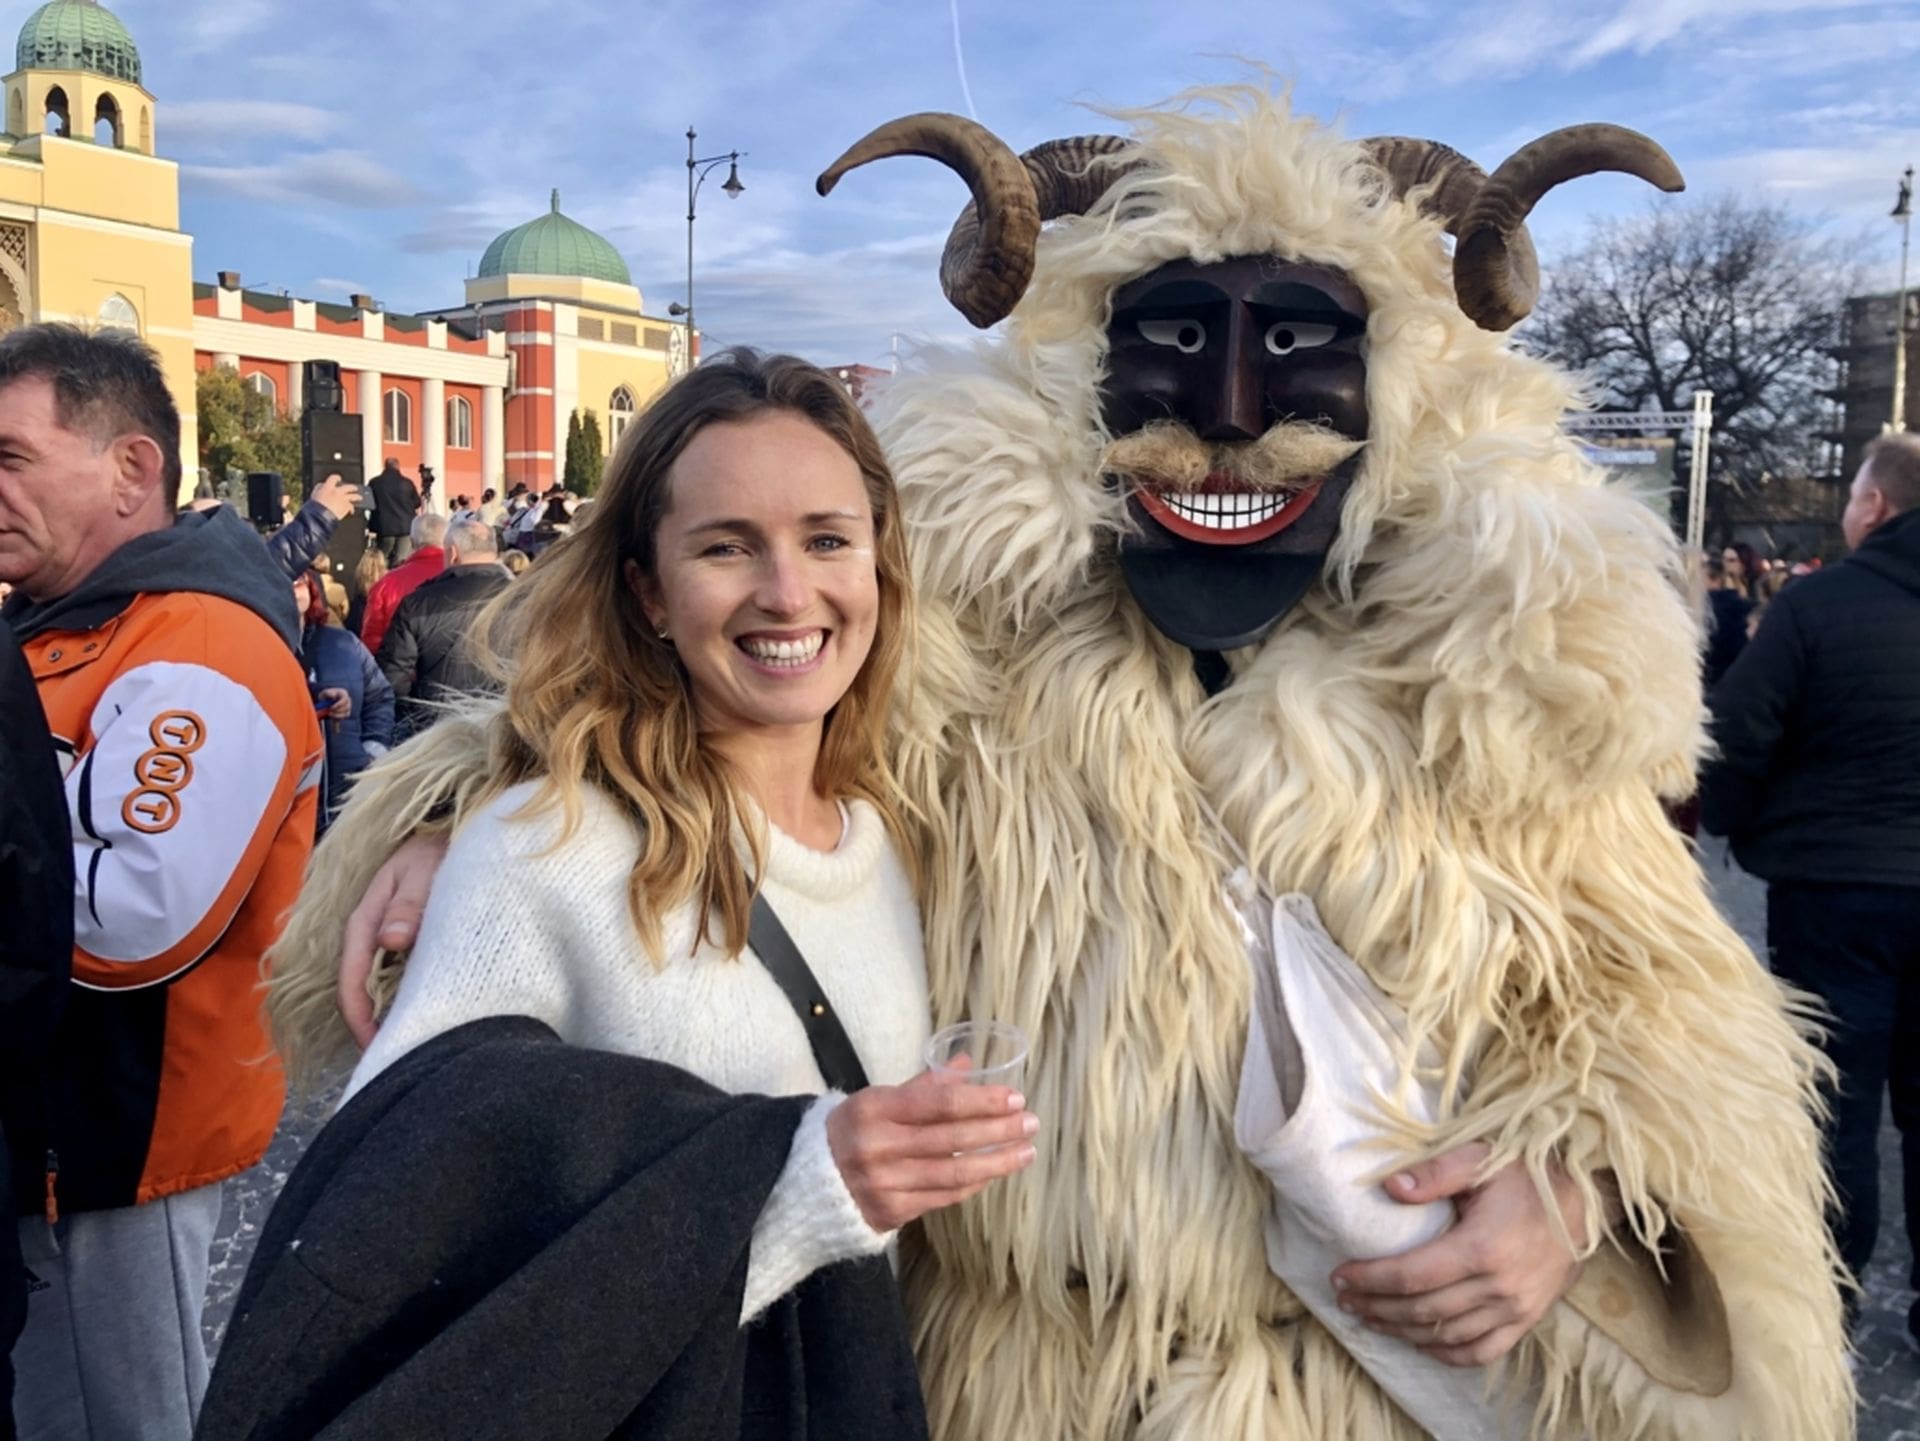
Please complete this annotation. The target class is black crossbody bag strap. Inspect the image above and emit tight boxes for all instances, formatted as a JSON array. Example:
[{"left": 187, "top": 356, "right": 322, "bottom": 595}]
[{"left": 748, "top": 893, "right": 871, "bottom": 1093}]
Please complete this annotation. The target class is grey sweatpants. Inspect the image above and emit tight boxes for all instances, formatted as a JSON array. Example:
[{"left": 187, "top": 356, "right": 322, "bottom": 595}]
[{"left": 12, "top": 1182, "right": 223, "bottom": 1441}]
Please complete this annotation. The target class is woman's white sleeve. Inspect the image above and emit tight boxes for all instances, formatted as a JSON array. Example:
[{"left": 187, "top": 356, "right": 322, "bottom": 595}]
[
  {"left": 343, "top": 802, "right": 586, "bottom": 1103},
  {"left": 740, "top": 1093, "right": 892, "bottom": 1323}
]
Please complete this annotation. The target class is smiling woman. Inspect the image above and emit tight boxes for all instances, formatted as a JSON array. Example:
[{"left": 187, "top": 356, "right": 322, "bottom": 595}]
[{"left": 244, "top": 348, "right": 1039, "bottom": 1438}]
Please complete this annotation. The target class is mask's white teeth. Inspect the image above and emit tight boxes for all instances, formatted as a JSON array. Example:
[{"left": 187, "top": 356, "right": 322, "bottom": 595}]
[{"left": 1157, "top": 491, "right": 1290, "bottom": 530}]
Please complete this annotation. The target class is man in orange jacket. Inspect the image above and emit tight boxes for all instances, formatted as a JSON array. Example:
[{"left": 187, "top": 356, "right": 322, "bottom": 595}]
[{"left": 0, "top": 326, "right": 321, "bottom": 1438}]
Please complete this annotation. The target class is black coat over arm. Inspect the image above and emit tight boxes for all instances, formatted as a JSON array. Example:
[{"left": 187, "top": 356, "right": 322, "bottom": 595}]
[{"left": 195, "top": 1017, "right": 927, "bottom": 1441}]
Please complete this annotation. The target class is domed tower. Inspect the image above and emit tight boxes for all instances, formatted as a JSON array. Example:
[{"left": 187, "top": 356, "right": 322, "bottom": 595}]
[
  {"left": 478, "top": 190, "right": 635, "bottom": 290},
  {"left": 0, "top": 0, "right": 197, "bottom": 486},
  {"left": 7, "top": 0, "right": 154, "bottom": 153},
  {"left": 458, "top": 191, "right": 682, "bottom": 492}
]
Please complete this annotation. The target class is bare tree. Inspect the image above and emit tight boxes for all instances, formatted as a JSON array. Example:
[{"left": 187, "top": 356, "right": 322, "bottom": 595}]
[{"left": 1525, "top": 196, "right": 1858, "bottom": 534}]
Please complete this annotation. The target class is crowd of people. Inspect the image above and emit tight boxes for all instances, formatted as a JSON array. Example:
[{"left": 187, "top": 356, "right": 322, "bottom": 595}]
[{"left": 0, "top": 310, "right": 1914, "bottom": 1441}]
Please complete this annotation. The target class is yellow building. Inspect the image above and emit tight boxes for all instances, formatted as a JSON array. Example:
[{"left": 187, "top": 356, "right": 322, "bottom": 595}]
[
  {"left": 0, "top": 0, "right": 692, "bottom": 503},
  {"left": 1, "top": 0, "right": 197, "bottom": 483}
]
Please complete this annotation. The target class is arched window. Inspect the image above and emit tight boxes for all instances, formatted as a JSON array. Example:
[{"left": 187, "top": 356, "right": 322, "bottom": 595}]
[
  {"left": 93, "top": 93, "right": 121, "bottom": 148},
  {"left": 98, "top": 293, "right": 138, "bottom": 333},
  {"left": 607, "top": 385, "right": 636, "bottom": 448},
  {"left": 43, "top": 85, "right": 68, "bottom": 138},
  {"left": 244, "top": 371, "right": 277, "bottom": 408},
  {"left": 446, "top": 394, "right": 473, "bottom": 450},
  {"left": 383, "top": 387, "right": 412, "bottom": 444}
]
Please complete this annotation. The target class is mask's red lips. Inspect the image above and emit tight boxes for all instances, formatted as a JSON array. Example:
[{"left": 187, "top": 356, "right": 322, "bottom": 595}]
[{"left": 1133, "top": 472, "right": 1324, "bottom": 546}]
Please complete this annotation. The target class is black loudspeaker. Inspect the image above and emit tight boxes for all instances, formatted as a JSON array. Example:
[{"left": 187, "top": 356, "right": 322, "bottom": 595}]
[
  {"left": 245, "top": 472, "right": 284, "bottom": 529},
  {"left": 302, "top": 409, "right": 364, "bottom": 499},
  {"left": 323, "top": 509, "right": 369, "bottom": 588},
  {"left": 303, "top": 360, "right": 344, "bottom": 414}
]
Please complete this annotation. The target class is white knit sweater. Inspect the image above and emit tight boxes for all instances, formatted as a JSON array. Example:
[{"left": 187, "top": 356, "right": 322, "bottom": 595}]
[{"left": 344, "top": 779, "right": 931, "bottom": 1322}]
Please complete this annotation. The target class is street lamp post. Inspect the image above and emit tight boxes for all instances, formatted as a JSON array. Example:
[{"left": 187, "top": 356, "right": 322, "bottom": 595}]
[
  {"left": 667, "top": 127, "right": 744, "bottom": 374},
  {"left": 1892, "top": 164, "right": 1913, "bottom": 433}
]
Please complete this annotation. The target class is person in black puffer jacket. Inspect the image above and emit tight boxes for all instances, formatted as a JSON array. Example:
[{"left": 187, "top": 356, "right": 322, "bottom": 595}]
[
  {"left": 0, "top": 624, "right": 72, "bottom": 1441},
  {"left": 375, "top": 515, "right": 509, "bottom": 738},
  {"left": 1701, "top": 431, "right": 1920, "bottom": 1335}
]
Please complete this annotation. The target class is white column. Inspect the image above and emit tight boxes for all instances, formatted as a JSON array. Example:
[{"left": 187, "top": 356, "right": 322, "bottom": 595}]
[
  {"left": 422, "top": 376, "right": 447, "bottom": 513},
  {"left": 482, "top": 385, "right": 506, "bottom": 491},
  {"left": 357, "top": 367, "right": 382, "bottom": 480},
  {"left": 286, "top": 361, "right": 304, "bottom": 416},
  {"left": 213, "top": 352, "right": 239, "bottom": 370}
]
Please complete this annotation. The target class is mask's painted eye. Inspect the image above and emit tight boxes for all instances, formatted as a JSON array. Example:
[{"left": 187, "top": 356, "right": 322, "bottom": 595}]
[
  {"left": 1138, "top": 318, "right": 1206, "bottom": 354},
  {"left": 1264, "top": 321, "right": 1339, "bottom": 357}
]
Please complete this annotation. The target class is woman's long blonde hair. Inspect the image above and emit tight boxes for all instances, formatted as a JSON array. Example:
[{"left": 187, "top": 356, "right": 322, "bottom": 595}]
[{"left": 468, "top": 347, "right": 915, "bottom": 958}]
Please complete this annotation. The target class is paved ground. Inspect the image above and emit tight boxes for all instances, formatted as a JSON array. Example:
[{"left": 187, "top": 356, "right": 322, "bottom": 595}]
[{"left": 203, "top": 838, "right": 1920, "bottom": 1432}]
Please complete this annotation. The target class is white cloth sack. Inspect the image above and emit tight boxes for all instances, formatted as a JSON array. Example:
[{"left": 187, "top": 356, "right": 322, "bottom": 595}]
[{"left": 1231, "top": 883, "right": 1530, "bottom": 1441}]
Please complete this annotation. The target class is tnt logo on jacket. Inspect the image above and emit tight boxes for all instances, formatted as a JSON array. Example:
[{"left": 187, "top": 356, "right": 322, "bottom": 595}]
[{"left": 122, "top": 709, "right": 204, "bottom": 834}]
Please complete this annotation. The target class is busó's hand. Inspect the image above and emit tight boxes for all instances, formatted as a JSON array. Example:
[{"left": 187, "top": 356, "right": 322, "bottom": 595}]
[
  {"left": 1330, "top": 1142, "right": 1588, "bottom": 1367},
  {"left": 338, "top": 832, "right": 449, "bottom": 1047}
]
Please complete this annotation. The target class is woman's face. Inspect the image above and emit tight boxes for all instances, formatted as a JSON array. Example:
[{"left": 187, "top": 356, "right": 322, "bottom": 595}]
[
  {"left": 1721, "top": 548, "right": 1745, "bottom": 581},
  {"left": 632, "top": 410, "right": 880, "bottom": 741}
]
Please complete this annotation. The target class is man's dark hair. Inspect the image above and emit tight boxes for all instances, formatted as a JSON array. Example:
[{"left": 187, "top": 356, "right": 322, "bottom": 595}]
[
  {"left": 1863, "top": 432, "right": 1920, "bottom": 517},
  {"left": 0, "top": 324, "right": 182, "bottom": 497}
]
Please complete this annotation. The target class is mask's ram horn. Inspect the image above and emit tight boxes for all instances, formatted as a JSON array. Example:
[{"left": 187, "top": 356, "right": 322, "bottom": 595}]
[
  {"left": 819, "top": 114, "right": 1134, "bottom": 328},
  {"left": 1366, "top": 125, "right": 1683, "bottom": 330}
]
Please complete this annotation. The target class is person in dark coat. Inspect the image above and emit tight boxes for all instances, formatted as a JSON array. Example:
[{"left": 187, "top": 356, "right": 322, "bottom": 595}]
[
  {"left": 1701, "top": 553, "right": 1751, "bottom": 691},
  {"left": 376, "top": 516, "right": 509, "bottom": 737},
  {"left": 368, "top": 458, "right": 422, "bottom": 564},
  {"left": 196, "top": 1016, "right": 928, "bottom": 1441},
  {"left": 1700, "top": 431, "right": 1920, "bottom": 1336},
  {"left": 0, "top": 625, "right": 72, "bottom": 1441},
  {"left": 296, "top": 573, "right": 393, "bottom": 828},
  {"left": 266, "top": 473, "right": 361, "bottom": 581}
]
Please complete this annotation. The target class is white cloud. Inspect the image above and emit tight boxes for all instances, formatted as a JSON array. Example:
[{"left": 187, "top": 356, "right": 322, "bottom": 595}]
[
  {"left": 183, "top": 150, "right": 422, "bottom": 209},
  {"left": 164, "top": 100, "right": 340, "bottom": 150},
  {"left": 1566, "top": 0, "right": 1861, "bottom": 65},
  {"left": 163, "top": 0, "right": 276, "bottom": 55}
]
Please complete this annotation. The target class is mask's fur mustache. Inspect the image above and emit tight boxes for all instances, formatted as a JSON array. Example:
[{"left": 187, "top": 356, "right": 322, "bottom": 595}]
[{"left": 1101, "top": 419, "right": 1364, "bottom": 491}]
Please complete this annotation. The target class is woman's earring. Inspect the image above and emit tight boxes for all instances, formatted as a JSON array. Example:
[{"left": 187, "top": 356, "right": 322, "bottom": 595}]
[{"left": 655, "top": 622, "right": 670, "bottom": 641}]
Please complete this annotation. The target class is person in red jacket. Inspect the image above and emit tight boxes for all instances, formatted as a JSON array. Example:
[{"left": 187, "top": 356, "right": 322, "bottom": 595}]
[
  {"left": 357, "top": 511, "right": 446, "bottom": 654},
  {"left": 0, "top": 325, "right": 321, "bottom": 1438}
]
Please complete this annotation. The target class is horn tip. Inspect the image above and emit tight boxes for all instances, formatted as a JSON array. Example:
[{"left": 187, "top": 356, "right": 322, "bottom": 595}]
[{"left": 815, "top": 172, "right": 839, "bottom": 198}]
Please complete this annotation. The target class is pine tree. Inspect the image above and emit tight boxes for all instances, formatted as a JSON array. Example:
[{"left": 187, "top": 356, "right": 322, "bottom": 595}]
[
  {"left": 562, "top": 409, "right": 585, "bottom": 493},
  {"left": 578, "top": 410, "right": 605, "bottom": 496}
]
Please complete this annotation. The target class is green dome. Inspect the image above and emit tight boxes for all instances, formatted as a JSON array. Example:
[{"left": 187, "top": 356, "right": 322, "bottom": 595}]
[
  {"left": 16, "top": 0, "right": 140, "bottom": 83},
  {"left": 478, "top": 191, "right": 632, "bottom": 286}
]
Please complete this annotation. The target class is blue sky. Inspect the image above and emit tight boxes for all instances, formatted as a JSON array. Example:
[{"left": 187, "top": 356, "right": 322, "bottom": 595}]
[{"left": 96, "top": 0, "right": 1920, "bottom": 366}]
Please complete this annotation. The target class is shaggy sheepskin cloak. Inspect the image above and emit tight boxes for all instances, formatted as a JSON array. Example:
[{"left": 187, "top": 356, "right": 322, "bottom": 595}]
[
  {"left": 864, "top": 87, "right": 1849, "bottom": 1441},
  {"left": 269, "top": 84, "right": 1850, "bottom": 1441}
]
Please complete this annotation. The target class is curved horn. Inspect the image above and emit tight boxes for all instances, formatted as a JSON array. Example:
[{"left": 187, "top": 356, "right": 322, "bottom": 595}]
[
  {"left": 817, "top": 113, "right": 1040, "bottom": 329},
  {"left": 937, "top": 135, "right": 1137, "bottom": 325},
  {"left": 1361, "top": 137, "right": 1486, "bottom": 233},
  {"left": 1454, "top": 123, "right": 1685, "bottom": 331}
]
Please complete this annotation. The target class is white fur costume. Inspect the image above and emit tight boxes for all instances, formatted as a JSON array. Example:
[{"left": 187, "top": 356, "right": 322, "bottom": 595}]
[{"left": 872, "top": 87, "right": 1848, "bottom": 1440}]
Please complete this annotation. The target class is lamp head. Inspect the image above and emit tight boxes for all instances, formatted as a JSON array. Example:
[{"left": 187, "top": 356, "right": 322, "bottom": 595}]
[{"left": 723, "top": 158, "right": 744, "bottom": 198}]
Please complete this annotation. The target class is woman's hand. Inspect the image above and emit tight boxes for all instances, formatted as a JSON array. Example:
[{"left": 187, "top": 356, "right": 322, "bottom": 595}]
[
  {"left": 337, "top": 833, "right": 449, "bottom": 1047},
  {"left": 826, "top": 1071, "right": 1038, "bottom": 1232},
  {"left": 316, "top": 687, "right": 352, "bottom": 720},
  {"left": 1330, "top": 1142, "right": 1591, "bottom": 1367}
]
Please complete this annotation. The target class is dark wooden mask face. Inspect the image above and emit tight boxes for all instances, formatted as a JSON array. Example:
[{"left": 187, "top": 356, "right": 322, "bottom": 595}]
[{"left": 1101, "top": 255, "right": 1370, "bottom": 651}]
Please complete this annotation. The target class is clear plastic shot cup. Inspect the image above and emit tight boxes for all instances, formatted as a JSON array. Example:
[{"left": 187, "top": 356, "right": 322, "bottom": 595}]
[{"left": 924, "top": 1019, "right": 1029, "bottom": 1094}]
